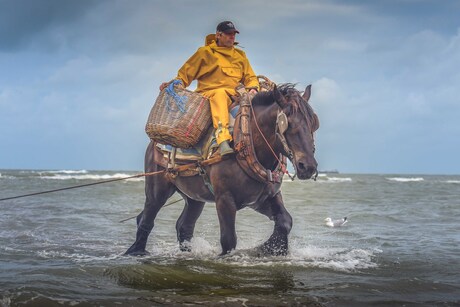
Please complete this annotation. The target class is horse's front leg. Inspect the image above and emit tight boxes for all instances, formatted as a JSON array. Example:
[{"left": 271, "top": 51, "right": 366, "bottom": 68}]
[
  {"left": 215, "top": 193, "right": 237, "bottom": 255},
  {"left": 257, "top": 192, "right": 293, "bottom": 256},
  {"left": 176, "top": 196, "right": 205, "bottom": 251},
  {"left": 125, "top": 141, "right": 176, "bottom": 256},
  {"left": 124, "top": 173, "right": 176, "bottom": 256}
]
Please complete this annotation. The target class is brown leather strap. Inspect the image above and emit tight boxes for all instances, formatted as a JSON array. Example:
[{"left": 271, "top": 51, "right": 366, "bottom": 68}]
[
  {"left": 153, "top": 144, "right": 224, "bottom": 177},
  {"left": 233, "top": 89, "right": 283, "bottom": 183}
]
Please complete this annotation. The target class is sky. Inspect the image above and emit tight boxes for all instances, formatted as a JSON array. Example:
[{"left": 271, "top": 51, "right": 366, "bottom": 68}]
[{"left": 1, "top": 0, "right": 459, "bottom": 174}]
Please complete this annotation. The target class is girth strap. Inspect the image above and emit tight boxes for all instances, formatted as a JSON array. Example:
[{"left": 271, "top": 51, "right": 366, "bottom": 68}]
[{"left": 153, "top": 145, "right": 225, "bottom": 178}]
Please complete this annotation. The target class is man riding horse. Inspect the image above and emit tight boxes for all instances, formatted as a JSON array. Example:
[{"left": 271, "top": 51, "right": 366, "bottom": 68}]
[
  {"left": 124, "top": 21, "right": 319, "bottom": 257},
  {"left": 160, "top": 21, "right": 259, "bottom": 156}
]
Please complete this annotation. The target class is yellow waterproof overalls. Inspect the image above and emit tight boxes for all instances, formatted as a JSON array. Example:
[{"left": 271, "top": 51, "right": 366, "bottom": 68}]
[{"left": 175, "top": 37, "right": 259, "bottom": 144}]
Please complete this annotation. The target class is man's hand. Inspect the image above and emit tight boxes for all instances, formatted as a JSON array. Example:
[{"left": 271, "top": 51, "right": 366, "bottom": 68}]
[
  {"left": 159, "top": 82, "right": 169, "bottom": 91},
  {"left": 248, "top": 88, "right": 258, "bottom": 99},
  {"left": 160, "top": 80, "right": 184, "bottom": 91}
]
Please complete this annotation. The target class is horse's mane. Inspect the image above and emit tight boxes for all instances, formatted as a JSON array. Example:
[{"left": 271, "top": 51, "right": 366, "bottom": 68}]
[
  {"left": 251, "top": 83, "right": 295, "bottom": 107},
  {"left": 252, "top": 83, "right": 316, "bottom": 120}
]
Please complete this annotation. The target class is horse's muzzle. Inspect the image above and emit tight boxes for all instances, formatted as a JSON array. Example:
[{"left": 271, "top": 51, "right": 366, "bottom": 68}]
[{"left": 296, "top": 160, "right": 318, "bottom": 180}]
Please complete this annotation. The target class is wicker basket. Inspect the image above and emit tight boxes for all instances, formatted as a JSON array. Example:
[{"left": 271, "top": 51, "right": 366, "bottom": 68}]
[{"left": 145, "top": 85, "right": 212, "bottom": 148}]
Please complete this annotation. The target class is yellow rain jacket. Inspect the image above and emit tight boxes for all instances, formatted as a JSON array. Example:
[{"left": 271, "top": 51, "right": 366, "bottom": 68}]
[{"left": 175, "top": 35, "right": 259, "bottom": 144}]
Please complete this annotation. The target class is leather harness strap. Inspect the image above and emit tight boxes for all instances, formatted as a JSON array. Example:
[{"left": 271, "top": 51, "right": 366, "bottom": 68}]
[
  {"left": 233, "top": 86, "right": 284, "bottom": 184},
  {"left": 153, "top": 145, "right": 224, "bottom": 178}
]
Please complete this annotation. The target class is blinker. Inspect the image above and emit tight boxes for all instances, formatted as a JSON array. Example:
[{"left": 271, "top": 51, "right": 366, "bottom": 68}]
[{"left": 277, "top": 111, "right": 288, "bottom": 134}]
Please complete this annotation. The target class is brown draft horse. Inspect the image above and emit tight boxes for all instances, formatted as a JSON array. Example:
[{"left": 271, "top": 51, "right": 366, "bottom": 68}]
[{"left": 125, "top": 84, "right": 319, "bottom": 256}]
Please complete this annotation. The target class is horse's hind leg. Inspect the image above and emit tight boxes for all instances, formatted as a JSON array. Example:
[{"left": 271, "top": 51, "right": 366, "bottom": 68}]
[
  {"left": 256, "top": 192, "right": 293, "bottom": 256},
  {"left": 175, "top": 196, "right": 205, "bottom": 251}
]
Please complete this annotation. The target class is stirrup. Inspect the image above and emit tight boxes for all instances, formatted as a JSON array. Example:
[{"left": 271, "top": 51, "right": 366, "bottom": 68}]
[{"left": 219, "top": 141, "right": 234, "bottom": 156}]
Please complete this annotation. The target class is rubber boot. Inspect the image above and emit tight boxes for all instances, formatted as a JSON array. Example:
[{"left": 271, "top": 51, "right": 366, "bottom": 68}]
[{"left": 219, "top": 141, "right": 234, "bottom": 156}]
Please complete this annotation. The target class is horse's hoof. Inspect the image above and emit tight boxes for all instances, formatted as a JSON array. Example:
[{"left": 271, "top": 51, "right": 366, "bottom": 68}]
[
  {"left": 218, "top": 248, "right": 235, "bottom": 257},
  {"left": 256, "top": 244, "right": 288, "bottom": 257},
  {"left": 179, "top": 243, "right": 192, "bottom": 252},
  {"left": 123, "top": 249, "right": 150, "bottom": 257}
]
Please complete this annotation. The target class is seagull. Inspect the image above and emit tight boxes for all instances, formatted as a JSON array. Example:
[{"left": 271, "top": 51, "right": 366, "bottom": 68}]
[{"left": 325, "top": 217, "right": 348, "bottom": 227}]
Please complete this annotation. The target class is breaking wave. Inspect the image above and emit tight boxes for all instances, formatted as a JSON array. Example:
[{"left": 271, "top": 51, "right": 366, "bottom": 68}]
[
  {"left": 316, "top": 176, "right": 352, "bottom": 183},
  {"left": 39, "top": 172, "right": 144, "bottom": 182},
  {"left": 386, "top": 177, "right": 424, "bottom": 182},
  {"left": 45, "top": 170, "right": 89, "bottom": 174}
]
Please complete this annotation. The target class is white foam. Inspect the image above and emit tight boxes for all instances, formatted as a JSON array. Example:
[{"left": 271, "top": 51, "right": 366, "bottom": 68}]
[
  {"left": 31, "top": 234, "right": 379, "bottom": 273},
  {"left": 0, "top": 173, "right": 14, "bottom": 179},
  {"left": 386, "top": 177, "right": 424, "bottom": 182},
  {"left": 37, "top": 249, "right": 123, "bottom": 263},
  {"left": 148, "top": 237, "right": 219, "bottom": 259},
  {"left": 445, "top": 180, "right": 460, "bottom": 184},
  {"left": 289, "top": 245, "right": 380, "bottom": 271},
  {"left": 142, "top": 237, "right": 379, "bottom": 272},
  {"left": 0, "top": 296, "right": 11, "bottom": 307}
]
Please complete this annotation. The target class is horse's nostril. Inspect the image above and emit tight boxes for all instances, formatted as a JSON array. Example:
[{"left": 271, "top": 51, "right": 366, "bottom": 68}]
[{"left": 298, "top": 162, "right": 306, "bottom": 170}]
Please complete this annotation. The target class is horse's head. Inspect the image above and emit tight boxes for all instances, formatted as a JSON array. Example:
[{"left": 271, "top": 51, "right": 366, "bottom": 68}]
[{"left": 273, "top": 84, "right": 319, "bottom": 180}]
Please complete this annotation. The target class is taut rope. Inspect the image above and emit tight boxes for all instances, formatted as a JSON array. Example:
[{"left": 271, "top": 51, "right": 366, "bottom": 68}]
[
  {"left": 0, "top": 170, "right": 166, "bottom": 202},
  {"left": 0, "top": 153, "right": 226, "bottom": 202}
]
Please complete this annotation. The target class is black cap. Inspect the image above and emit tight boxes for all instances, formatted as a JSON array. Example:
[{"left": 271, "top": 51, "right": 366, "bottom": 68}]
[{"left": 216, "top": 21, "right": 239, "bottom": 34}]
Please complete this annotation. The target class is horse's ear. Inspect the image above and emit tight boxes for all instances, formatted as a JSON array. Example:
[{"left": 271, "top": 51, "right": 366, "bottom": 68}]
[
  {"left": 273, "top": 85, "right": 289, "bottom": 108},
  {"left": 302, "top": 85, "right": 311, "bottom": 102},
  {"left": 312, "top": 112, "right": 320, "bottom": 132}
]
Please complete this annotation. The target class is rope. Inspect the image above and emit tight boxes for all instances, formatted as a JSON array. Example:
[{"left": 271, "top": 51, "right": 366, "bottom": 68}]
[
  {"left": 165, "top": 80, "right": 187, "bottom": 113},
  {"left": 0, "top": 170, "right": 165, "bottom": 202},
  {"left": 118, "top": 197, "right": 183, "bottom": 223}
]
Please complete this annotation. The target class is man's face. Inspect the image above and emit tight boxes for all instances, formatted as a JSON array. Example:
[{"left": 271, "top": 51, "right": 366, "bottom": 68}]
[{"left": 217, "top": 31, "right": 236, "bottom": 47}]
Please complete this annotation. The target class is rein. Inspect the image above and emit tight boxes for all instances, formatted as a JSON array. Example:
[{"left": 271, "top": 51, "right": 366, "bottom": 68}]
[{"left": 249, "top": 103, "right": 295, "bottom": 180}]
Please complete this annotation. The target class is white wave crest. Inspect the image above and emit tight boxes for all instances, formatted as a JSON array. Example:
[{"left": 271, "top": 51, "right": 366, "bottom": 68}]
[
  {"left": 446, "top": 180, "right": 460, "bottom": 184},
  {"left": 39, "top": 173, "right": 144, "bottom": 182},
  {"left": 45, "top": 170, "right": 88, "bottom": 174},
  {"left": 327, "top": 177, "right": 352, "bottom": 182},
  {"left": 386, "top": 177, "right": 424, "bottom": 182},
  {"left": 316, "top": 177, "right": 352, "bottom": 183}
]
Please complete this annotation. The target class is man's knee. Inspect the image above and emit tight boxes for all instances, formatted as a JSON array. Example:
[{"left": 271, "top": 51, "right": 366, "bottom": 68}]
[{"left": 205, "top": 89, "right": 232, "bottom": 103}]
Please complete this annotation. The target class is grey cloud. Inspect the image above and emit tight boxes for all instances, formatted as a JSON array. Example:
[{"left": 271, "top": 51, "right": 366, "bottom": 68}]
[{"left": 0, "top": 0, "right": 101, "bottom": 51}]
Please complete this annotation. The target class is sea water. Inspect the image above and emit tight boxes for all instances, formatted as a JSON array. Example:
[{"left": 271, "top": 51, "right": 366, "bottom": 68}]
[{"left": 0, "top": 170, "right": 459, "bottom": 306}]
